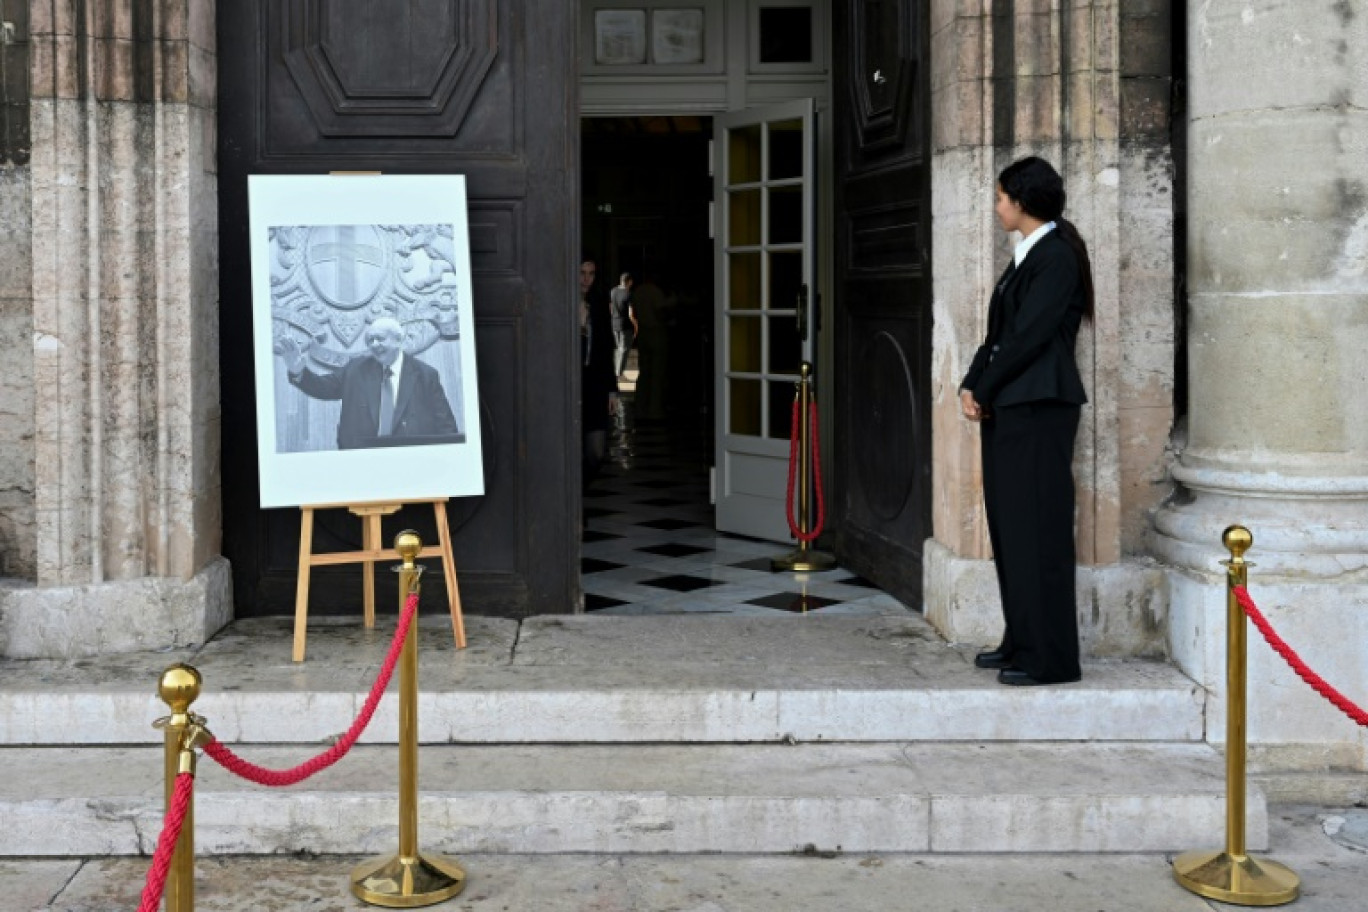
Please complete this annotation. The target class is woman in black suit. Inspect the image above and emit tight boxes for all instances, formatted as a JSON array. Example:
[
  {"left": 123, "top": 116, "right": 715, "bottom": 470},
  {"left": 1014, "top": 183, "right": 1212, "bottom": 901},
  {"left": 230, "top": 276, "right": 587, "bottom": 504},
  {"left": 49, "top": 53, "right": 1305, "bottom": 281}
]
[{"left": 959, "top": 157, "right": 1093, "bottom": 686}]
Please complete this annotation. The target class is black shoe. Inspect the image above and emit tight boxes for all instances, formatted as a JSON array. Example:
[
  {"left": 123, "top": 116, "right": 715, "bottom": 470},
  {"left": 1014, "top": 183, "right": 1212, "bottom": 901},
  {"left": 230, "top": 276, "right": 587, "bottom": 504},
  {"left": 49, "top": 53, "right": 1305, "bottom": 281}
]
[
  {"left": 997, "top": 667, "right": 1080, "bottom": 687},
  {"left": 974, "top": 648, "right": 1011, "bottom": 669}
]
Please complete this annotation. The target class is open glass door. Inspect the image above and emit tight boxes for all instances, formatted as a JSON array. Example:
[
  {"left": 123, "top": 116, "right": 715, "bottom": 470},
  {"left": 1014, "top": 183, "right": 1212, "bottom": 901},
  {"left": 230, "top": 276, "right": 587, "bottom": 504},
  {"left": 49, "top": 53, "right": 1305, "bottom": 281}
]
[{"left": 714, "top": 99, "right": 816, "bottom": 541}]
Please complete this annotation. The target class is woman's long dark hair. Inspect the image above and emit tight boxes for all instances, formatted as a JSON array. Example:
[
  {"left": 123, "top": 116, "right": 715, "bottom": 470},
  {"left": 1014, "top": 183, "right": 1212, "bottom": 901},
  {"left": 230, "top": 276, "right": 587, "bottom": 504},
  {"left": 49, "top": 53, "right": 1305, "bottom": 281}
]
[{"left": 998, "top": 156, "right": 1094, "bottom": 319}]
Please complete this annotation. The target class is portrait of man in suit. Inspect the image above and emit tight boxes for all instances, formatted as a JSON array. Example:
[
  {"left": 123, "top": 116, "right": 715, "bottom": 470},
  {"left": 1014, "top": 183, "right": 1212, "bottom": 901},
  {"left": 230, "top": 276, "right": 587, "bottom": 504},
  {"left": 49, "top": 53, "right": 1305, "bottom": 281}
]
[
  {"left": 278, "top": 316, "right": 462, "bottom": 451},
  {"left": 250, "top": 181, "right": 484, "bottom": 506},
  {"left": 263, "top": 219, "right": 472, "bottom": 457}
]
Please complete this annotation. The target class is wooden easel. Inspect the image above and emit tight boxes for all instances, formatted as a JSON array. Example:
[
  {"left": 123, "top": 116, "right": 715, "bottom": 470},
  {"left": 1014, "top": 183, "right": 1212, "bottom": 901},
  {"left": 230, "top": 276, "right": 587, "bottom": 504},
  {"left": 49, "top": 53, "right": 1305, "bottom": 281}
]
[{"left": 293, "top": 498, "right": 466, "bottom": 662}]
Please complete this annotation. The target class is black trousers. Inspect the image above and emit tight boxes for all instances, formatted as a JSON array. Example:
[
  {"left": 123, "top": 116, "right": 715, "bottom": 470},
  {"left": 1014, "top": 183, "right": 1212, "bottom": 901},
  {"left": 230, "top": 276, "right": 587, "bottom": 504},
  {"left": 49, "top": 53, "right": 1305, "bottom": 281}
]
[{"left": 980, "top": 400, "right": 1081, "bottom": 682}]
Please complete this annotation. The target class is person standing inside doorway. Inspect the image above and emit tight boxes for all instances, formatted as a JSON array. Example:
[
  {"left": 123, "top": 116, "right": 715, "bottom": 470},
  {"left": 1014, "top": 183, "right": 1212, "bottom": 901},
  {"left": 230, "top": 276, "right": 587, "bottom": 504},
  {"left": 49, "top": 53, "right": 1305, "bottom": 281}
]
[
  {"left": 610, "top": 272, "right": 636, "bottom": 378},
  {"left": 959, "top": 156, "right": 1093, "bottom": 687},
  {"left": 580, "top": 258, "right": 619, "bottom": 493}
]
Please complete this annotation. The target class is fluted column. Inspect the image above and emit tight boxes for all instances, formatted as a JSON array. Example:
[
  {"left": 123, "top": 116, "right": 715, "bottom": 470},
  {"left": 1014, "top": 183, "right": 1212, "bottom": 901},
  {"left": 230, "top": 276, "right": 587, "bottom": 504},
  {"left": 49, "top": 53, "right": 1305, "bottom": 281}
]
[
  {"left": 0, "top": 1, "right": 229, "bottom": 658},
  {"left": 1154, "top": 0, "right": 1368, "bottom": 769}
]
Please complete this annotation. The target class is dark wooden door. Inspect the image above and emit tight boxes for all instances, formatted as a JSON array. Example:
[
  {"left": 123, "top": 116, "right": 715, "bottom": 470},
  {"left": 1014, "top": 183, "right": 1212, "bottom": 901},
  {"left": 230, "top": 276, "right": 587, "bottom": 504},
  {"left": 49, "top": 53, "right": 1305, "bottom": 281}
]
[
  {"left": 218, "top": 1, "right": 578, "bottom": 617},
  {"left": 831, "top": 1, "right": 932, "bottom": 605}
]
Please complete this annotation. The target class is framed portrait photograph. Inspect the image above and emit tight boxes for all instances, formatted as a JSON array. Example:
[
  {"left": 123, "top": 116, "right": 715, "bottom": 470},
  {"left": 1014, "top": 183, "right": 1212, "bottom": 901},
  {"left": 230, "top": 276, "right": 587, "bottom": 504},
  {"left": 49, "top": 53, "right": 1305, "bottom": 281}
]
[{"left": 248, "top": 174, "right": 484, "bottom": 508}]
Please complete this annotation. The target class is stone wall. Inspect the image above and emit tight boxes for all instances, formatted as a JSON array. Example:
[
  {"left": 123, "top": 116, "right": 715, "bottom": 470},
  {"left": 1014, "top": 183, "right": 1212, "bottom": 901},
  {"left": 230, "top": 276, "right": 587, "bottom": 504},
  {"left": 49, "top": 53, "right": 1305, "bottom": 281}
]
[
  {"left": 0, "top": 162, "right": 34, "bottom": 580},
  {"left": 0, "top": 0, "right": 228, "bottom": 658},
  {"left": 925, "top": 0, "right": 1177, "bottom": 654},
  {"left": 1115, "top": 0, "right": 1178, "bottom": 556},
  {"left": 0, "top": 1, "right": 35, "bottom": 580}
]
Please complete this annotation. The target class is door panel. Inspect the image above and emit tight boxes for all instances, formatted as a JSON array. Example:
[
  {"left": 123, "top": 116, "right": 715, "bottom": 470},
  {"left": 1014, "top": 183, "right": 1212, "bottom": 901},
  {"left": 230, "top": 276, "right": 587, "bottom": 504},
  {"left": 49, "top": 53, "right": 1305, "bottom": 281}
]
[
  {"left": 219, "top": 0, "right": 577, "bottom": 616},
  {"left": 831, "top": 0, "right": 932, "bottom": 605},
  {"left": 714, "top": 100, "right": 816, "bottom": 542}
]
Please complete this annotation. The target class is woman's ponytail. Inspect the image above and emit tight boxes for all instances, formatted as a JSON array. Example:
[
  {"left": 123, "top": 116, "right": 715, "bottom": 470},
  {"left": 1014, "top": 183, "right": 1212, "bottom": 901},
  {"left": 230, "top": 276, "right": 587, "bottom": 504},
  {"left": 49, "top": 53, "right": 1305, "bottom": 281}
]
[{"left": 1054, "top": 217, "right": 1094, "bottom": 321}]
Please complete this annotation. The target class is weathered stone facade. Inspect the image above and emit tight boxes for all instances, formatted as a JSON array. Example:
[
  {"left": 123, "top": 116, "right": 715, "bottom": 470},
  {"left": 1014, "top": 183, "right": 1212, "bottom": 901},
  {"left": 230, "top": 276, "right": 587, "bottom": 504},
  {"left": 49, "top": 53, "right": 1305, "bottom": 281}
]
[
  {"left": 0, "top": 1, "right": 1364, "bottom": 774},
  {"left": 0, "top": 0, "right": 229, "bottom": 657},
  {"left": 1, "top": 1, "right": 34, "bottom": 580},
  {"left": 0, "top": 164, "right": 35, "bottom": 582}
]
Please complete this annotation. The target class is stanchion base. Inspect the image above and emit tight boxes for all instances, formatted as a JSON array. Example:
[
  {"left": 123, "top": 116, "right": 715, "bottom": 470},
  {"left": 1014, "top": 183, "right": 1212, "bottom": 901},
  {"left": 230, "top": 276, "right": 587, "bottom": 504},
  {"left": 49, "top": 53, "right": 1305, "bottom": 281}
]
[
  {"left": 350, "top": 852, "right": 466, "bottom": 908},
  {"left": 1173, "top": 850, "right": 1299, "bottom": 906},
  {"left": 772, "top": 547, "right": 836, "bottom": 572}
]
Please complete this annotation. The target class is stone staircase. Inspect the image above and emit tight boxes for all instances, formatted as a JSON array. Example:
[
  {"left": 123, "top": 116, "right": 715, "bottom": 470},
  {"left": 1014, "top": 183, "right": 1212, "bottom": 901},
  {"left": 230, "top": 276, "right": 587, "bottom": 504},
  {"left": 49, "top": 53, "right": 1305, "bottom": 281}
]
[{"left": 0, "top": 613, "right": 1256, "bottom": 857}]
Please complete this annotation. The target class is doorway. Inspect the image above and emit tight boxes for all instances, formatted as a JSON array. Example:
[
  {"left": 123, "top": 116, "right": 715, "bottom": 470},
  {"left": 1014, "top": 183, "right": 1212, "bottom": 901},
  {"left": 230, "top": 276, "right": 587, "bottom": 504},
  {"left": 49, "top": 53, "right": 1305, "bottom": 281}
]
[
  {"left": 575, "top": 1, "right": 934, "bottom": 614},
  {"left": 579, "top": 116, "right": 720, "bottom": 611},
  {"left": 581, "top": 115, "right": 715, "bottom": 426},
  {"left": 578, "top": 115, "right": 899, "bottom": 616},
  {"left": 210, "top": 0, "right": 931, "bottom": 620}
]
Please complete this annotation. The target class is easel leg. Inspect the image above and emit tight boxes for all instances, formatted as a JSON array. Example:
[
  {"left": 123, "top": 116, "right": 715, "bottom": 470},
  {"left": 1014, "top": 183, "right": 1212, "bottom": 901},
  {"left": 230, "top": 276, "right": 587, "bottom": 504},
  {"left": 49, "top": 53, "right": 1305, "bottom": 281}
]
[
  {"left": 293, "top": 508, "right": 315, "bottom": 663},
  {"left": 363, "top": 514, "right": 378, "bottom": 629},
  {"left": 434, "top": 502, "right": 466, "bottom": 648}
]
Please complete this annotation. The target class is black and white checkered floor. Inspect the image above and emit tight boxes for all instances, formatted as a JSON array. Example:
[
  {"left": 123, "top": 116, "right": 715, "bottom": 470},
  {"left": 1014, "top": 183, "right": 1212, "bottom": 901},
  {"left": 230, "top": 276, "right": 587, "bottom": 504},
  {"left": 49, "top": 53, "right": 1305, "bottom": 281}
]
[{"left": 580, "top": 399, "right": 916, "bottom": 616}]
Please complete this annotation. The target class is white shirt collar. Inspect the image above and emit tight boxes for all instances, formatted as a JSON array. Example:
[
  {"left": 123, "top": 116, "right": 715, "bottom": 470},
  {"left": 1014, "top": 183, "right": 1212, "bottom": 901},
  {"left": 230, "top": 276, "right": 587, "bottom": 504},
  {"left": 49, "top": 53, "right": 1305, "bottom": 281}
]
[{"left": 1014, "top": 221, "right": 1056, "bottom": 268}]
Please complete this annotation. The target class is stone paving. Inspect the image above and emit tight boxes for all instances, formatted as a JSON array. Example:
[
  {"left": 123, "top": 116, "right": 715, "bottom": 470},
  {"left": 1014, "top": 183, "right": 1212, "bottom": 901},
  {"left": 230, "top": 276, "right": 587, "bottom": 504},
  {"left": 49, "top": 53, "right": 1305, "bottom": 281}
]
[{"left": 3, "top": 806, "right": 1365, "bottom": 911}]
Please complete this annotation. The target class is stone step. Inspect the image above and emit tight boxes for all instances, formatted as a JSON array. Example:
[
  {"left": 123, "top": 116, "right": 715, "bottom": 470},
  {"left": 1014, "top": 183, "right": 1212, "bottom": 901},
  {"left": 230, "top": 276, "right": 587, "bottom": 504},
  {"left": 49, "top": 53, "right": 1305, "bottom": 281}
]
[
  {"left": 15, "top": 807, "right": 1365, "bottom": 912},
  {"left": 0, "top": 742, "right": 1261, "bottom": 856},
  {"left": 0, "top": 615, "right": 1205, "bottom": 744}
]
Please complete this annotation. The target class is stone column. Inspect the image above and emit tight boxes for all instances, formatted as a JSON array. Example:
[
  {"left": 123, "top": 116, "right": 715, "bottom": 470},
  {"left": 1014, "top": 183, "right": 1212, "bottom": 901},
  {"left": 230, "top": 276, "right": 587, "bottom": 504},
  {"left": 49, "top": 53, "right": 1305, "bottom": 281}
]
[
  {"left": 1, "top": 1, "right": 35, "bottom": 582},
  {"left": 0, "top": 1, "right": 229, "bottom": 658},
  {"left": 1154, "top": 1, "right": 1368, "bottom": 770},
  {"left": 925, "top": 0, "right": 1175, "bottom": 656}
]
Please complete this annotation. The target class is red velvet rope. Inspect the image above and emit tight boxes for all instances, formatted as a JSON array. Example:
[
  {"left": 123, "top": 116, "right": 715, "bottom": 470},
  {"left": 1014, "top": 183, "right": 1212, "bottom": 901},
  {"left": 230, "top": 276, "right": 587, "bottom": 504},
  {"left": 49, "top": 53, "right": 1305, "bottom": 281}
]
[
  {"left": 137, "top": 770, "right": 195, "bottom": 912},
  {"left": 203, "top": 590, "right": 420, "bottom": 786},
  {"left": 784, "top": 399, "right": 826, "bottom": 543},
  {"left": 1234, "top": 584, "right": 1368, "bottom": 727}
]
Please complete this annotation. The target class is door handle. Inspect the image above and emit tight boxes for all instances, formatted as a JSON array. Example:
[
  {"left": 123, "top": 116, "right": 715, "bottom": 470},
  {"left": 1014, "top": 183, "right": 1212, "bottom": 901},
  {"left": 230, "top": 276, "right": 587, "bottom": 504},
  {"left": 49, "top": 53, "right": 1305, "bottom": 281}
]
[{"left": 797, "top": 284, "right": 809, "bottom": 341}]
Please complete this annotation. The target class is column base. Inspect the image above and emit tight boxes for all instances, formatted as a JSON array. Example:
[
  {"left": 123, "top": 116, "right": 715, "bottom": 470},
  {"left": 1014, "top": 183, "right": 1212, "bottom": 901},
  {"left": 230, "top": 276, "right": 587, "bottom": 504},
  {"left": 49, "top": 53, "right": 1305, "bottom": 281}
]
[
  {"left": 0, "top": 557, "right": 232, "bottom": 658},
  {"left": 1159, "top": 555, "right": 1368, "bottom": 772},
  {"left": 921, "top": 539, "right": 1168, "bottom": 657},
  {"left": 1153, "top": 463, "right": 1368, "bottom": 772}
]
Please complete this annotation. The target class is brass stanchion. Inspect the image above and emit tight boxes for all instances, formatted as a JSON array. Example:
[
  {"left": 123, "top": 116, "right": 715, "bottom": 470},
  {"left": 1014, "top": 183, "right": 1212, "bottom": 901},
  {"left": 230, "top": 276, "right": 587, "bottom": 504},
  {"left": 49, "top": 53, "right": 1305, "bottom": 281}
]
[
  {"left": 351, "top": 531, "right": 466, "bottom": 907},
  {"left": 1173, "top": 525, "right": 1300, "bottom": 905},
  {"left": 773, "top": 362, "right": 835, "bottom": 572},
  {"left": 155, "top": 664, "right": 203, "bottom": 912}
]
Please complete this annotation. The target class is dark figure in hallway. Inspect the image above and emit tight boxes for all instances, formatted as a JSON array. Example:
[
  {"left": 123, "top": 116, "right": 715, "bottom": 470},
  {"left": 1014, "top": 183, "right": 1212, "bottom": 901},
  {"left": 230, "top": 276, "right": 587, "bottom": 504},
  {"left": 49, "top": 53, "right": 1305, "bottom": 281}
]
[
  {"left": 610, "top": 272, "right": 636, "bottom": 377},
  {"left": 580, "top": 258, "right": 619, "bottom": 492},
  {"left": 959, "top": 156, "right": 1093, "bottom": 687},
  {"left": 630, "top": 270, "right": 674, "bottom": 421}
]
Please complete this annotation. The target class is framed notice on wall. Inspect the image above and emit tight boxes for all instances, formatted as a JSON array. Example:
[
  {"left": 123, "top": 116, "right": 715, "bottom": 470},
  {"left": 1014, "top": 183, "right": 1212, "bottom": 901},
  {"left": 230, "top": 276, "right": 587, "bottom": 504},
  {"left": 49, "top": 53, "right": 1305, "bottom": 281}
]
[{"left": 248, "top": 174, "right": 484, "bottom": 508}]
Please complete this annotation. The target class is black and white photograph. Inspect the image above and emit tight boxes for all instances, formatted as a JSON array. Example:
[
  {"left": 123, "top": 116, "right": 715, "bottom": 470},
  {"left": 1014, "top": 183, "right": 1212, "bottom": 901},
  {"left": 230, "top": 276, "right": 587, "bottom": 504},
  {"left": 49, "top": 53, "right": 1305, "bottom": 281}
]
[{"left": 249, "top": 175, "right": 484, "bottom": 507}]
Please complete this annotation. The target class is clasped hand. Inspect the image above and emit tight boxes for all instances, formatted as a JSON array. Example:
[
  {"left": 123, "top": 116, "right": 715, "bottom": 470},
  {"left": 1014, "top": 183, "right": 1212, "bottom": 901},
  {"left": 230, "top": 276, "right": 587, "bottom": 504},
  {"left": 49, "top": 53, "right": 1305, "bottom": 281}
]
[{"left": 960, "top": 389, "right": 990, "bottom": 422}]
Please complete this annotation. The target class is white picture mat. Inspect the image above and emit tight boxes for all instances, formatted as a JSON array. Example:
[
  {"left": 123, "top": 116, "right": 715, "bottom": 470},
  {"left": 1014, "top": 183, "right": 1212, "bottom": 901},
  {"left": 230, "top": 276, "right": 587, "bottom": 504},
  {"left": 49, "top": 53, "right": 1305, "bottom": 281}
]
[{"left": 249, "top": 174, "right": 485, "bottom": 508}]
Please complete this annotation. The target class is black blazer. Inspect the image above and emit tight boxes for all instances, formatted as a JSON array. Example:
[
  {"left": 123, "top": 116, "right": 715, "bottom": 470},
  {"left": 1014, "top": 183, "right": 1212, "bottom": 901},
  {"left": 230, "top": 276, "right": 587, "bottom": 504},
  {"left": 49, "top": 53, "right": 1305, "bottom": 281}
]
[
  {"left": 291, "top": 354, "right": 460, "bottom": 450},
  {"left": 960, "top": 230, "right": 1088, "bottom": 408}
]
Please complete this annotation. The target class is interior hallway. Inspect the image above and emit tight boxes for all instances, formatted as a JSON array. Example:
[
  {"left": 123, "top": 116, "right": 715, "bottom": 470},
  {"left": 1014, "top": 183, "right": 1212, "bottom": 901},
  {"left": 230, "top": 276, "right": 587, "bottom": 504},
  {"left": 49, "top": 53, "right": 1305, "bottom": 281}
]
[{"left": 581, "top": 380, "right": 914, "bottom": 616}]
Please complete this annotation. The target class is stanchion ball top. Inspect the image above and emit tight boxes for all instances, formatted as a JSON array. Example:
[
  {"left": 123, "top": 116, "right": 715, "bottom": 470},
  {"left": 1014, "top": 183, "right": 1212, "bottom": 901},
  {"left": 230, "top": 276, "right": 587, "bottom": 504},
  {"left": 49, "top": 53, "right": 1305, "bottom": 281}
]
[
  {"left": 395, "top": 530, "right": 423, "bottom": 563},
  {"left": 158, "top": 663, "right": 202, "bottom": 711},
  {"left": 1222, "top": 525, "right": 1253, "bottom": 559}
]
